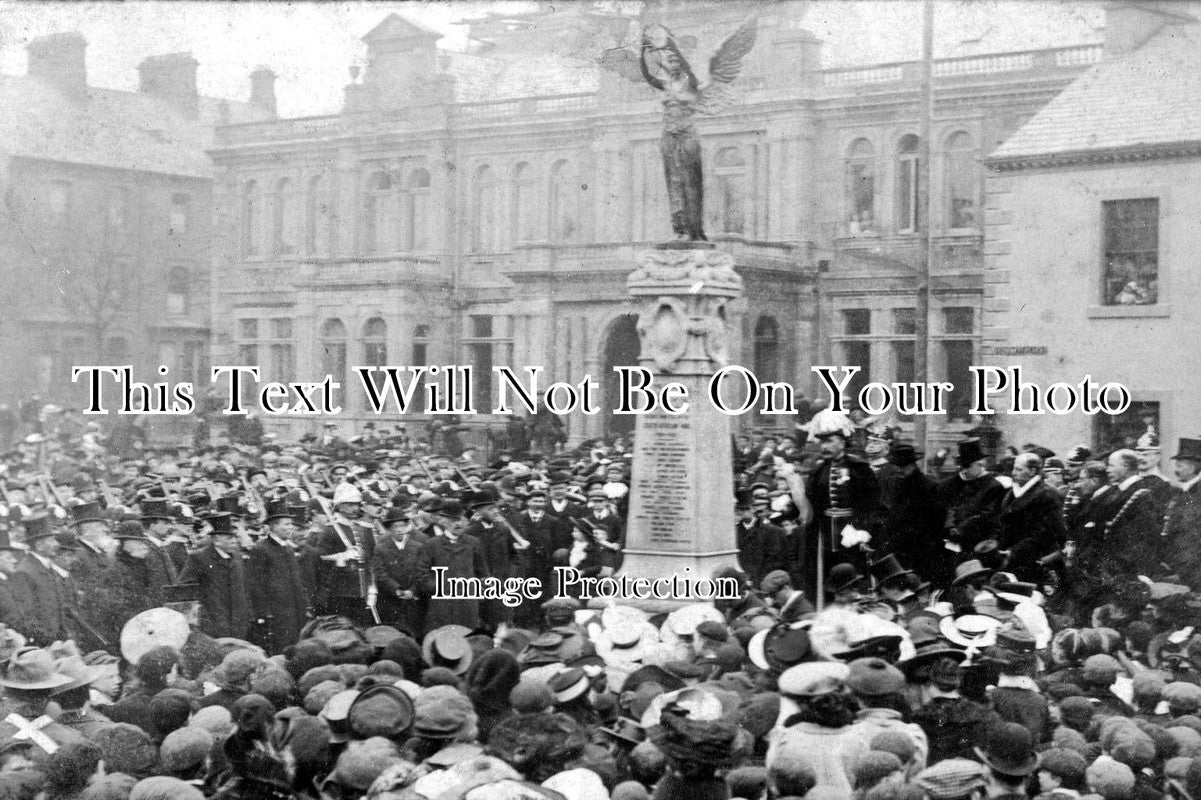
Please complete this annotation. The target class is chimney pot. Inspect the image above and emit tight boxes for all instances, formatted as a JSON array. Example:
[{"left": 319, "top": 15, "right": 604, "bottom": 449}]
[
  {"left": 138, "top": 52, "right": 199, "bottom": 116},
  {"left": 250, "top": 66, "right": 277, "bottom": 116},
  {"left": 27, "top": 31, "right": 88, "bottom": 97}
]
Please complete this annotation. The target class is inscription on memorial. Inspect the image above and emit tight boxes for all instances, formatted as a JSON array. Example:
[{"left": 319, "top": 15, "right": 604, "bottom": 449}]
[{"left": 631, "top": 414, "right": 694, "bottom": 547}]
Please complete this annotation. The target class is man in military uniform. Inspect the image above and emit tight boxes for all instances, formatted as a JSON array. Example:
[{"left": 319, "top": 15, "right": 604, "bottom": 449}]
[{"left": 312, "top": 482, "right": 376, "bottom": 625}]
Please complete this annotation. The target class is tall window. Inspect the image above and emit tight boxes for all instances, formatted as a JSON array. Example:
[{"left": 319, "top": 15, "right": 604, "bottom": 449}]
[
  {"left": 242, "top": 180, "right": 261, "bottom": 256},
  {"left": 46, "top": 180, "right": 71, "bottom": 226},
  {"left": 107, "top": 187, "right": 130, "bottom": 235},
  {"left": 713, "top": 147, "right": 747, "bottom": 235},
  {"left": 362, "top": 317, "right": 388, "bottom": 395},
  {"left": 892, "top": 308, "right": 916, "bottom": 386},
  {"left": 942, "top": 306, "right": 976, "bottom": 421},
  {"left": 753, "top": 316, "right": 779, "bottom": 383},
  {"left": 320, "top": 318, "right": 347, "bottom": 394},
  {"left": 468, "top": 315, "right": 497, "bottom": 405},
  {"left": 897, "top": 134, "right": 920, "bottom": 234},
  {"left": 945, "top": 132, "right": 976, "bottom": 230},
  {"left": 412, "top": 324, "right": 430, "bottom": 367},
  {"left": 838, "top": 309, "right": 872, "bottom": 409},
  {"left": 273, "top": 178, "right": 296, "bottom": 255},
  {"left": 846, "top": 139, "right": 876, "bottom": 235},
  {"left": 166, "top": 267, "right": 189, "bottom": 315},
  {"left": 236, "top": 319, "right": 259, "bottom": 407},
  {"left": 401, "top": 168, "right": 430, "bottom": 252},
  {"left": 511, "top": 162, "right": 536, "bottom": 244},
  {"left": 1094, "top": 401, "right": 1160, "bottom": 455},
  {"left": 269, "top": 318, "right": 295, "bottom": 383},
  {"left": 169, "top": 193, "right": 190, "bottom": 236},
  {"left": 472, "top": 165, "right": 498, "bottom": 253},
  {"left": 1102, "top": 198, "right": 1159, "bottom": 305},
  {"left": 364, "top": 171, "right": 392, "bottom": 254},
  {"left": 306, "top": 175, "right": 330, "bottom": 256},
  {"left": 549, "top": 160, "right": 578, "bottom": 243}
]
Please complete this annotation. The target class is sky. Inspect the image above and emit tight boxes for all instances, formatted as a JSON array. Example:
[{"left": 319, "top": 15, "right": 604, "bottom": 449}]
[{"left": 0, "top": 1, "right": 1108, "bottom": 118}]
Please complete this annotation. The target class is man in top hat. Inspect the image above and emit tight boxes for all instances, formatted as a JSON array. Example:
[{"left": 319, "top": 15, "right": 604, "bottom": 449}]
[
  {"left": 312, "top": 481, "right": 376, "bottom": 625},
  {"left": 463, "top": 486, "right": 529, "bottom": 631},
  {"left": 247, "top": 504, "right": 313, "bottom": 653},
  {"left": 11, "top": 514, "right": 75, "bottom": 645},
  {"left": 880, "top": 441, "right": 947, "bottom": 585},
  {"left": 372, "top": 502, "right": 428, "bottom": 638},
  {"left": 68, "top": 500, "right": 112, "bottom": 597},
  {"left": 178, "top": 511, "right": 252, "bottom": 640},
  {"left": 140, "top": 493, "right": 188, "bottom": 579},
  {"left": 1164, "top": 438, "right": 1201, "bottom": 586},
  {"left": 95, "top": 520, "right": 173, "bottom": 643},
  {"left": 415, "top": 498, "right": 490, "bottom": 634},
  {"left": 802, "top": 410, "right": 882, "bottom": 601},
  {"left": 938, "top": 439, "right": 1007, "bottom": 554}
]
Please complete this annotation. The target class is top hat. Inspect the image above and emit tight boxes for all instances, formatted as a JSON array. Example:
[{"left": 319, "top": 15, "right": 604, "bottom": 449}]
[
  {"left": 957, "top": 439, "right": 987, "bottom": 467},
  {"left": 139, "top": 497, "right": 173, "bottom": 521},
  {"left": 22, "top": 512, "right": 57, "bottom": 541},
  {"left": 888, "top": 442, "right": 921, "bottom": 467},
  {"left": 422, "top": 625, "right": 473, "bottom": 674},
  {"left": 468, "top": 487, "right": 501, "bottom": 510},
  {"left": 69, "top": 501, "right": 107, "bottom": 527},
  {"left": 263, "top": 499, "right": 295, "bottom": 523},
  {"left": 434, "top": 499, "right": 465, "bottom": 519},
  {"left": 201, "top": 512, "right": 236, "bottom": 537},
  {"left": 114, "top": 520, "right": 147, "bottom": 541},
  {"left": 868, "top": 554, "right": 913, "bottom": 587},
  {"left": 1174, "top": 438, "right": 1201, "bottom": 462}
]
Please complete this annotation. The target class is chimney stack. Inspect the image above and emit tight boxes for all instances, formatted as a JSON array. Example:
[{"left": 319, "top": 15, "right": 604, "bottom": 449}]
[
  {"left": 1104, "top": 1, "right": 1196, "bottom": 57},
  {"left": 250, "top": 66, "right": 277, "bottom": 116},
  {"left": 27, "top": 32, "right": 88, "bottom": 98},
  {"left": 138, "top": 52, "right": 199, "bottom": 116}
]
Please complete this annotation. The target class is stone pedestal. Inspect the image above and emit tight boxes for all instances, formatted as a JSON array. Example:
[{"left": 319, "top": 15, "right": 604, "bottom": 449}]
[{"left": 619, "top": 244, "right": 744, "bottom": 611}]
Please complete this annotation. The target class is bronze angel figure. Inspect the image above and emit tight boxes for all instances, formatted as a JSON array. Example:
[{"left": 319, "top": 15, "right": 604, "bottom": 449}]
[{"left": 637, "top": 18, "right": 758, "bottom": 241}]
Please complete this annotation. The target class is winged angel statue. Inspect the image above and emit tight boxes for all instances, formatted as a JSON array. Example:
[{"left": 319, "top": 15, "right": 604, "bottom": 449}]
[{"left": 605, "top": 18, "right": 757, "bottom": 241}]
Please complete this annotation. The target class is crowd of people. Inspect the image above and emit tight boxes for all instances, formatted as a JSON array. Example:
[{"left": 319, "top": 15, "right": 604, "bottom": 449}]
[{"left": 0, "top": 400, "right": 1197, "bottom": 800}]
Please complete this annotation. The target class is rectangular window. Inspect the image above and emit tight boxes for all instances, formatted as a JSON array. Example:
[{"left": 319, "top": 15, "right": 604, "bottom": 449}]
[
  {"left": 898, "top": 156, "right": 919, "bottom": 233},
  {"left": 239, "top": 319, "right": 258, "bottom": 340},
  {"left": 843, "top": 309, "right": 871, "bottom": 336},
  {"left": 892, "top": 308, "right": 915, "bottom": 335},
  {"left": 893, "top": 340, "right": 915, "bottom": 385},
  {"left": 271, "top": 319, "right": 292, "bottom": 339},
  {"left": 471, "top": 315, "right": 493, "bottom": 338},
  {"left": 841, "top": 341, "right": 871, "bottom": 409},
  {"left": 170, "top": 193, "right": 190, "bottom": 235},
  {"left": 470, "top": 342, "right": 494, "bottom": 407},
  {"left": 270, "top": 343, "right": 295, "bottom": 383},
  {"left": 412, "top": 343, "right": 428, "bottom": 368},
  {"left": 943, "top": 340, "right": 975, "bottom": 421},
  {"left": 236, "top": 344, "right": 259, "bottom": 405},
  {"left": 1094, "top": 400, "right": 1159, "bottom": 455},
  {"left": 1102, "top": 198, "right": 1158, "bottom": 305},
  {"left": 943, "top": 307, "right": 975, "bottom": 334}
]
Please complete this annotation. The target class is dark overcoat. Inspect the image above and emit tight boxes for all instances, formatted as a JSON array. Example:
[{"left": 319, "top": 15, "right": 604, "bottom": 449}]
[
  {"left": 246, "top": 537, "right": 311, "bottom": 652},
  {"left": 180, "top": 543, "right": 253, "bottom": 640},
  {"left": 415, "top": 534, "right": 491, "bottom": 633}
]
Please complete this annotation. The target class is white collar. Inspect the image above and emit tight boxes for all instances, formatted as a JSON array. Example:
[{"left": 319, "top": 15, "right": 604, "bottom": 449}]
[
  {"left": 1010, "top": 475, "right": 1041, "bottom": 499},
  {"left": 1182, "top": 472, "right": 1201, "bottom": 492},
  {"left": 1092, "top": 485, "right": 1110, "bottom": 498},
  {"left": 527, "top": 511, "right": 544, "bottom": 521},
  {"left": 213, "top": 546, "right": 231, "bottom": 560},
  {"left": 1119, "top": 474, "right": 1141, "bottom": 491},
  {"left": 269, "top": 534, "right": 292, "bottom": 549},
  {"left": 30, "top": 552, "right": 69, "bottom": 579},
  {"left": 995, "top": 674, "right": 1041, "bottom": 692}
]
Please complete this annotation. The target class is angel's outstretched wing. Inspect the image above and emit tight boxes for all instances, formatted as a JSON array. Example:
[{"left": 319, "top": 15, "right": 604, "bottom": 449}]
[
  {"left": 600, "top": 47, "right": 644, "bottom": 83},
  {"left": 697, "top": 16, "right": 759, "bottom": 114}
]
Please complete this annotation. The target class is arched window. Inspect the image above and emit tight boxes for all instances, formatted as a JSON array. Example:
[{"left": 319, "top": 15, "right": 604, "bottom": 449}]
[
  {"left": 945, "top": 131, "right": 977, "bottom": 230},
  {"left": 242, "top": 180, "right": 260, "bottom": 256},
  {"left": 412, "top": 324, "right": 430, "bottom": 367},
  {"left": 166, "top": 267, "right": 189, "bottom": 315},
  {"left": 713, "top": 147, "right": 747, "bottom": 235},
  {"left": 471, "top": 165, "right": 497, "bottom": 253},
  {"left": 306, "top": 175, "right": 330, "bottom": 256},
  {"left": 361, "top": 317, "right": 388, "bottom": 395},
  {"left": 511, "top": 162, "right": 536, "bottom": 244},
  {"left": 364, "top": 171, "right": 392, "bottom": 254},
  {"left": 753, "top": 316, "right": 780, "bottom": 384},
  {"left": 400, "top": 168, "right": 430, "bottom": 252},
  {"left": 845, "top": 139, "right": 876, "bottom": 235},
  {"left": 549, "top": 160, "right": 578, "bottom": 243},
  {"left": 169, "top": 193, "right": 190, "bottom": 236},
  {"left": 897, "top": 134, "right": 921, "bottom": 234},
  {"left": 320, "top": 318, "right": 347, "bottom": 400},
  {"left": 273, "top": 178, "right": 296, "bottom": 255}
]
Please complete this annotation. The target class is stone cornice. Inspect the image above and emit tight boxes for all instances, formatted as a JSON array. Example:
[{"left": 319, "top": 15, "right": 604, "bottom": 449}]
[{"left": 988, "top": 140, "right": 1201, "bottom": 172}]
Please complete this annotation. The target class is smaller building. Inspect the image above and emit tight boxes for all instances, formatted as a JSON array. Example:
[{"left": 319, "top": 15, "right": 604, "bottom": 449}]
[{"left": 984, "top": 2, "right": 1201, "bottom": 455}]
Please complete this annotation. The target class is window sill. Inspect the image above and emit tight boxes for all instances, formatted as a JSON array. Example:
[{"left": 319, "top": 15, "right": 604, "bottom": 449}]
[{"left": 1086, "top": 304, "right": 1171, "bottom": 319}]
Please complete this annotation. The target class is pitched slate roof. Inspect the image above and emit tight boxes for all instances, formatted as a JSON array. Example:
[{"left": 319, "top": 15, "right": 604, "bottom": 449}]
[
  {"left": 0, "top": 73, "right": 271, "bottom": 177},
  {"left": 990, "top": 20, "right": 1201, "bottom": 163}
]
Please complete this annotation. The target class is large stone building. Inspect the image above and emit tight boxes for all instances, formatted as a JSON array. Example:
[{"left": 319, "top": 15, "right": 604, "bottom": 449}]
[
  {"left": 205, "top": 1, "right": 1105, "bottom": 448},
  {"left": 0, "top": 33, "right": 272, "bottom": 419},
  {"left": 984, "top": 3, "right": 1201, "bottom": 456}
]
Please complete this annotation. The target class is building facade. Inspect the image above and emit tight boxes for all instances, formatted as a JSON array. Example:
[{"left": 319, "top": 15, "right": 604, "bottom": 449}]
[
  {"left": 984, "top": 3, "right": 1201, "bottom": 457},
  {"left": 207, "top": 2, "right": 1103, "bottom": 447},
  {"left": 0, "top": 33, "right": 272, "bottom": 420}
]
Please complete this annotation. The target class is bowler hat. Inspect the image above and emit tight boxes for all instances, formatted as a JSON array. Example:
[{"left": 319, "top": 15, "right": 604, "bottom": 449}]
[
  {"left": 975, "top": 721, "right": 1037, "bottom": 776},
  {"left": 381, "top": 506, "right": 412, "bottom": 527},
  {"left": 828, "top": 563, "right": 867, "bottom": 594},
  {"left": 868, "top": 554, "right": 913, "bottom": 587},
  {"left": 957, "top": 439, "right": 986, "bottom": 467},
  {"left": 888, "top": 442, "right": 921, "bottom": 467},
  {"left": 1174, "top": 438, "right": 1201, "bottom": 462}
]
